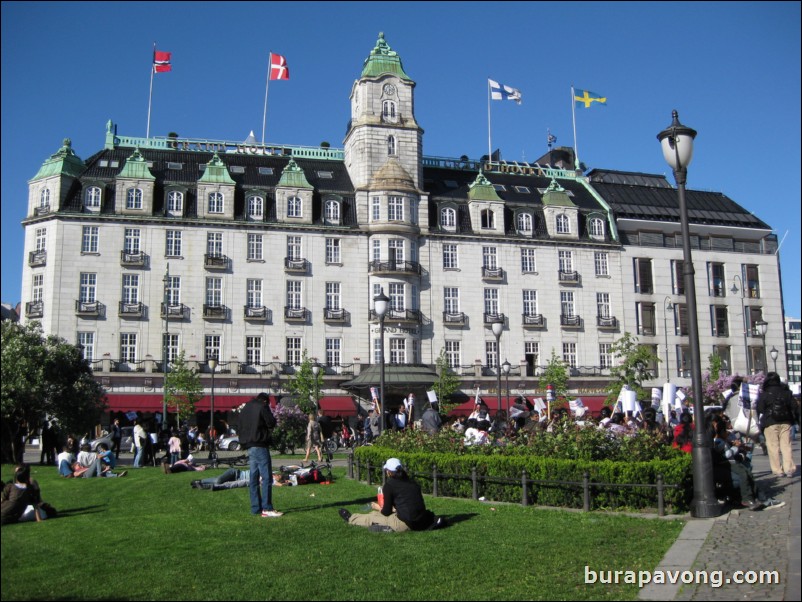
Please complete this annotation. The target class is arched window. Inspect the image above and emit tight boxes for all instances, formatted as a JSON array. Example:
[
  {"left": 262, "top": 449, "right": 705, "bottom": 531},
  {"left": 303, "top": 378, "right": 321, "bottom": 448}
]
[
  {"left": 481, "top": 209, "right": 495, "bottom": 229},
  {"left": 387, "top": 135, "right": 396, "bottom": 156},
  {"left": 556, "top": 214, "right": 570, "bottom": 234},
  {"left": 325, "top": 199, "right": 340, "bottom": 223},
  {"left": 126, "top": 188, "right": 143, "bottom": 210},
  {"left": 247, "top": 195, "right": 264, "bottom": 219},
  {"left": 85, "top": 186, "right": 101, "bottom": 208},
  {"left": 167, "top": 190, "right": 183, "bottom": 213},
  {"left": 589, "top": 217, "right": 604, "bottom": 237},
  {"left": 208, "top": 192, "right": 224, "bottom": 213},
  {"left": 441, "top": 207, "right": 456, "bottom": 229},
  {"left": 40, "top": 188, "right": 50, "bottom": 208},
  {"left": 382, "top": 100, "right": 397, "bottom": 122},
  {"left": 516, "top": 212, "right": 532, "bottom": 234},
  {"left": 287, "top": 195, "right": 302, "bottom": 218}
]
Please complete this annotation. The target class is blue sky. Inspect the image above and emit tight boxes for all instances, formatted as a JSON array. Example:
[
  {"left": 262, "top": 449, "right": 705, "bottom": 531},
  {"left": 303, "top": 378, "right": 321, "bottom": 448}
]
[{"left": 2, "top": 1, "right": 800, "bottom": 321}]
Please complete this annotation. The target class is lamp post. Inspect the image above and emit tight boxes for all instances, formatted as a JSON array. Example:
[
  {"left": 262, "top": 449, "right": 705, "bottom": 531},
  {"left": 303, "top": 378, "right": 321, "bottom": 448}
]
[
  {"left": 658, "top": 110, "right": 719, "bottom": 518},
  {"left": 491, "top": 317, "right": 504, "bottom": 417},
  {"left": 770, "top": 347, "right": 779, "bottom": 373},
  {"left": 731, "top": 276, "right": 750, "bottom": 375},
  {"left": 373, "top": 288, "right": 389, "bottom": 436},
  {"left": 663, "top": 297, "right": 673, "bottom": 381},
  {"left": 312, "top": 363, "right": 321, "bottom": 411},
  {"left": 207, "top": 357, "right": 217, "bottom": 462},
  {"left": 502, "top": 359, "right": 511, "bottom": 413},
  {"left": 755, "top": 320, "right": 768, "bottom": 373}
]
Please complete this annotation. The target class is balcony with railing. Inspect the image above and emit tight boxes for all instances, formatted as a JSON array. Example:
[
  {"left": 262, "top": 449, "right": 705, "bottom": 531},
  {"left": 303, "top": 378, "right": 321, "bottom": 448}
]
[
  {"left": 483, "top": 312, "right": 506, "bottom": 325},
  {"left": 284, "top": 306, "right": 309, "bottom": 322},
  {"left": 560, "top": 314, "right": 582, "bottom": 328},
  {"left": 119, "top": 301, "right": 146, "bottom": 318},
  {"left": 25, "top": 301, "right": 43, "bottom": 318},
  {"left": 597, "top": 315, "right": 618, "bottom": 329},
  {"left": 28, "top": 250, "right": 46, "bottom": 267},
  {"left": 244, "top": 306, "right": 271, "bottom": 322},
  {"left": 369, "top": 308, "right": 422, "bottom": 324},
  {"left": 204, "top": 254, "right": 229, "bottom": 270},
  {"left": 368, "top": 260, "right": 421, "bottom": 276},
  {"left": 443, "top": 311, "right": 467, "bottom": 326},
  {"left": 522, "top": 313, "right": 545, "bottom": 328},
  {"left": 323, "top": 308, "right": 350, "bottom": 324},
  {"left": 202, "top": 304, "right": 227, "bottom": 320},
  {"left": 34, "top": 205, "right": 50, "bottom": 216},
  {"left": 284, "top": 257, "right": 309, "bottom": 273},
  {"left": 558, "top": 270, "right": 581, "bottom": 284},
  {"left": 120, "top": 250, "right": 149, "bottom": 267},
  {"left": 161, "top": 303, "right": 188, "bottom": 320},
  {"left": 75, "top": 300, "right": 105, "bottom": 317},
  {"left": 481, "top": 266, "right": 505, "bottom": 281}
]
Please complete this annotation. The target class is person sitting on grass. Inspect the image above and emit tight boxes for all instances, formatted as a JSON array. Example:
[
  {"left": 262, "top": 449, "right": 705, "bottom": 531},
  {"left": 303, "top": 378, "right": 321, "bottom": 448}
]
[
  {"left": 1, "top": 464, "right": 48, "bottom": 525},
  {"left": 57, "top": 445, "right": 75, "bottom": 478},
  {"left": 73, "top": 443, "right": 127, "bottom": 478},
  {"left": 337, "top": 458, "right": 446, "bottom": 532},
  {"left": 162, "top": 455, "right": 207, "bottom": 474}
]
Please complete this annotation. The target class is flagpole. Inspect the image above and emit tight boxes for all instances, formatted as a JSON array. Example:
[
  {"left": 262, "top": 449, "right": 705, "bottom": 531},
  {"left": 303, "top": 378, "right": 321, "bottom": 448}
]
[
  {"left": 571, "top": 85, "right": 580, "bottom": 170},
  {"left": 146, "top": 43, "right": 155, "bottom": 139},
  {"left": 262, "top": 52, "right": 271, "bottom": 145},
  {"left": 487, "top": 79, "right": 492, "bottom": 165}
]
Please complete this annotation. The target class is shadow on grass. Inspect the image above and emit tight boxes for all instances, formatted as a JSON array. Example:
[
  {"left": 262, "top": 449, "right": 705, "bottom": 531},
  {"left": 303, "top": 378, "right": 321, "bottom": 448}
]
[
  {"left": 287, "top": 496, "right": 377, "bottom": 513},
  {"left": 54, "top": 504, "right": 107, "bottom": 517},
  {"left": 440, "top": 512, "right": 478, "bottom": 526}
]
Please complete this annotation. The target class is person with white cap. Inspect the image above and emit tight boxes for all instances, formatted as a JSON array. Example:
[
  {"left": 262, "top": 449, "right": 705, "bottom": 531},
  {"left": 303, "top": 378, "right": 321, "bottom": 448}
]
[{"left": 338, "top": 458, "right": 446, "bottom": 532}]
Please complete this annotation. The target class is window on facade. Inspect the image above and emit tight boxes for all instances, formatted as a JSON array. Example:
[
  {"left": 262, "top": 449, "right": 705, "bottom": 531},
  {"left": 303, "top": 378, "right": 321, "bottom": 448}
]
[
  {"left": 387, "top": 135, "right": 397, "bottom": 156},
  {"left": 711, "top": 305, "right": 729, "bottom": 337},
  {"left": 79, "top": 273, "right": 97, "bottom": 303},
  {"left": 445, "top": 341, "right": 461, "bottom": 368},
  {"left": 516, "top": 213, "right": 532, "bottom": 234},
  {"left": 561, "top": 291, "right": 575, "bottom": 317},
  {"left": 634, "top": 258, "right": 654, "bottom": 294},
  {"left": 389, "top": 283, "right": 405, "bottom": 311},
  {"left": 708, "top": 262, "right": 726, "bottom": 297},
  {"left": 677, "top": 346, "right": 691, "bottom": 378},
  {"left": 671, "top": 260, "right": 685, "bottom": 295},
  {"left": 525, "top": 342, "right": 539, "bottom": 375},
  {"left": 165, "top": 276, "right": 180, "bottom": 305},
  {"left": 443, "top": 243, "right": 458, "bottom": 269},
  {"left": 126, "top": 188, "right": 143, "bottom": 210},
  {"left": 523, "top": 290, "right": 538, "bottom": 316},
  {"left": 35, "top": 228, "right": 47, "bottom": 252},
  {"left": 589, "top": 218, "right": 605, "bottom": 237},
  {"left": 744, "top": 264, "right": 760, "bottom": 298},
  {"left": 82, "top": 226, "right": 99, "bottom": 254},
  {"left": 441, "top": 207, "right": 456, "bottom": 229},
  {"left": 326, "top": 338, "right": 342, "bottom": 367},
  {"left": 287, "top": 195, "right": 302, "bottom": 218},
  {"left": 389, "top": 239, "right": 405, "bottom": 263},
  {"left": 208, "top": 192, "right": 224, "bottom": 214},
  {"left": 246, "top": 279, "right": 262, "bottom": 308},
  {"left": 167, "top": 190, "right": 183, "bottom": 213},
  {"left": 714, "top": 346, "right": 731, "bottom": 375},
  {"left": 637, "top": 302, "right": 656, "bottom": 335},
  {"left": 123, "top": 228, "right": 141, "bottom": 254},
  {"left": 481, "top": 209, "right": 495, "bottom": 229},
  {"left": 207, "top": 232, "right": 223, "bottom": 257},
  {"left": 595, "top": 252, "right": 609, "bottom": 276},
  {"left": 382, "top": 100, "right": 397, "bottom": 122},
  {"left": 558, "top": 250, "right": 573, "bottom": 273},
  {"left": 372, "top": 239, "right": 381, "bottom": 262},
  {"left": 247, "top": 234, "right": 263, "bottom": 261},
  {"left": 390, "top": 338, "right": 406, "bottom": 364},
  {"left": 246, "top": 336, "right": 262, "bottom": 366},
  {"left": 444, "top": 287, "right": 460, "bottom": 313},
  {"left": 372, "top": 196, "right": 381, "bottom": 221},
  {"left": 326, "top": 282, "right": 341, "bottom": 310},
  {"left": 40, "top": 188, "right": 51, "bottom": 208},
  {"left": 326, "top": 238, "right": 341, "bottom": 264},
  {"left": 674, "top": 303, "right": 689, "bottom": 336},
  {"left": 247, "top": 195, "right": 264, "bottom": 220},
  {"left": 286, "top": 236, "right": 301, "bottom": 260},
  {"left": 747, "top": 306, "right": 764, "bottom": 335},
  {"left": 286, "top": 281, "right": 302, "bottom": 310},
  {"left": 556, "top": 214, "right": 571, "bottom": 234},
  {"left": 485, "top": 340, "right": 499, "bottom": 369},
  {"left": 122, "top": 274, "right": 139, "bottom": 304},
  {"left": 521, "top": 248, "right": 536, "bottom": 273},
  {"left": 484, "top": 288, "right": 499, "bottom": 316},
  {"left": 31, "top": 274, "right": 44, "bottom": 303},
  {"left": 324, "top": 200, "right": 340, "bottom": 224},
  {"left": 563, "top": 343, "right": 577, "bottom": 368},
  {"left": 206, "top": 277, "right": 222, "bottom": 306},
  {"left": 120, "top": 333, "right": 137, "bottom": 363},
  {"left": 482, "top": 247, "right": 498, "bottom": 269},
  {"left": 599, "top": 343, "right": 612, "bottom": 370},
  {"left": 205, "top": 335, "right": 221, "bottom": 362},
  {"left": 78, "top": 332, "right": 95, "bottom": 362},
  {"left": 597, "top": 293, "right": 611, "bottom": 319},
  {"left": 163, "top": 333, "right": 179, "bottom": 364},
  {"left": 166, "top": 230, "right": 182, "bottom": 257},
  {"left": 85, "top": 186, "right": 101, "bottom": 209}
]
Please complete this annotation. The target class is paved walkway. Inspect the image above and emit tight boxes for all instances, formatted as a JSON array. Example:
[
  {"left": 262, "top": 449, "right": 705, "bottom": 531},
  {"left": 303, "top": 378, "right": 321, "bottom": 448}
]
[{"left": 640, "top": 436, "right": 800, "bottom": 601}]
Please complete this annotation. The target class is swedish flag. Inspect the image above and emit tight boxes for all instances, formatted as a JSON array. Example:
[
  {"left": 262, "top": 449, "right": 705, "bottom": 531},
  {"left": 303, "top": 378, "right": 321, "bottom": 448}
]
[{"left": 574, "top": 89, "right": 607, "bottom": 108}]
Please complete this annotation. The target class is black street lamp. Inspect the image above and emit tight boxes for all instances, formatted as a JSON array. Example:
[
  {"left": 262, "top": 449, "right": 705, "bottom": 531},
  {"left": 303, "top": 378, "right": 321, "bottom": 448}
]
[
  {"left": 663, "top": 297, "right": 673, "bottom": 382},
  {"left": 755, "top": 320, "right": 768, "bottom": 373},
  {"left": 491, "top": 317, "right": 504, "bottom": 417},
  {"left": 312, "top": 363, "right": 321, "bottom": 411},
  {"left": 373, "top": 288, "right": 389, "bottom": 436},
  {"left": 208, "top": 357, "right": 217, "bottom": 463},
  {"left": 770, "top": 347, "right": 779, "bottom": 373},
  {"left": 658, "top": 110, "right": 720, "bottom": 518},
  {"left": 502, "top": 359, "right": 511, "bottom": 413}
]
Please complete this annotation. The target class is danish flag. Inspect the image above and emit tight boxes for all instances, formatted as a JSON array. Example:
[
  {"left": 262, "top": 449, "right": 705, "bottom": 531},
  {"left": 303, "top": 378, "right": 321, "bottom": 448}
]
[{"left": 269, "top": 53, "right": 289, "bottom": 80}]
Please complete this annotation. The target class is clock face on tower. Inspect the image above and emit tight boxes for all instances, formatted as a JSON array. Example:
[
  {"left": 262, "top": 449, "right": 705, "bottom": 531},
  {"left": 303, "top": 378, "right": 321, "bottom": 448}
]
[{"left": 383, "top": 83, "right": 396, "bottom": 96}]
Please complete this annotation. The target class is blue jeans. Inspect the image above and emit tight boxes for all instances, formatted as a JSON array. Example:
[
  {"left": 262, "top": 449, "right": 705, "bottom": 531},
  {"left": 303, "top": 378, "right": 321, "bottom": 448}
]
[
  {"left": 59, "top": 459, "right": 73, "bottom": 477},
  {"left": 133, "top": 446, "right": 144, "bottom": 468},
  {"left": 248, "top": 446, "right": 273, "bottom": 513}
]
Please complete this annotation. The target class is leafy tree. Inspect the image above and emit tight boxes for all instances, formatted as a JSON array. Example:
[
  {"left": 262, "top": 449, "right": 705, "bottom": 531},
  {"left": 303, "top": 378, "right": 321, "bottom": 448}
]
[
  {"left": 605, "top": 332, "right": 660, "bottom": 404},
  {"left": 707, "top": 353, "right": 723, "bottom": 382},
  {"left": 164, "top": 350, "right": 203, "bottom": 428},
  {"left": 270, "top": 404, "right": 308, "bottom": 454},
  {"left": 286, "top": 350, "right": 322, "bottom": 415},
  {"left": 538, "top": 349, "right": 569, "bottom": 401},
  {"left": 1, "top": 321, "right": 106, "bottom": 462},
  {"left": 431, "top": 348, "right": 461, "bottom": 416}
]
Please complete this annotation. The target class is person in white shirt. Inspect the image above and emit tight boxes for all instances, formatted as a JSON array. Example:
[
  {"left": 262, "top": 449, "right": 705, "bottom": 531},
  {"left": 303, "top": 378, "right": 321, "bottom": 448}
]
[{"left": 57, "top": 446, "right": 75, "bottom": 478}]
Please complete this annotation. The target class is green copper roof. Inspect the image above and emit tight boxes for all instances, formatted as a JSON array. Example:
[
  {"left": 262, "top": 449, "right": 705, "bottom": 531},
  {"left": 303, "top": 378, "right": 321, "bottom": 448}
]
[
  {"left": 361, "top": 32, "right": 412, "bottom": 81},
  {"left": 30, "top": 138, "right": 86, "bottom": 181},
  {"left": 467, "top": 171, "right": 502, "bottom": 202},
  {"left": 541, "top": 179, "right": 576, "bottom": 207},
  {"left": 198, "top": 152, "right": 235, "bottom": 185},
  {"left": 117, "top": 147, "right": 155, "bottom": 180},
  {"left": 277, "top": 158, "right": 313, "bottom": 189}
]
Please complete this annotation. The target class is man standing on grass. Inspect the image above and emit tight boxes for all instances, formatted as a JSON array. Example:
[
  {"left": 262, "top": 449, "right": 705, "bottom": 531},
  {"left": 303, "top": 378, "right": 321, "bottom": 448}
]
[{"left": 238, "top": 393, "right": 282, "bottom": 518}]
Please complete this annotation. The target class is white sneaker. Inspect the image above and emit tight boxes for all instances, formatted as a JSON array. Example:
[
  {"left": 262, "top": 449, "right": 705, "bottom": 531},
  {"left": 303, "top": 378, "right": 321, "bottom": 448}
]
[
  {"left": 764, "top": 499, "right": 786, "bottom": 510},
  {"left": 261, "top": 510, "right": 283, "bottom": 518}
]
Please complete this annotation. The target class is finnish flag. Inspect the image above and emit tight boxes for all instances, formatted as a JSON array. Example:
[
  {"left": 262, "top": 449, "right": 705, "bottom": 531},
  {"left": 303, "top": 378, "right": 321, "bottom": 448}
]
[{"left": 489, "top": 79, "right": 522, "bottom": 104}]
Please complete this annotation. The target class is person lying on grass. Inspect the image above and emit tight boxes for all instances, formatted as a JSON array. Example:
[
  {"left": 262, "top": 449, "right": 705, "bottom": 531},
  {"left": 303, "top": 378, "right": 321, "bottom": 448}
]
[
  {"left": 338, "top": 458, "right": 446, "bottom": 532},
  {"left": 162, "top": 455, "right": 207, "bottom": 474}
]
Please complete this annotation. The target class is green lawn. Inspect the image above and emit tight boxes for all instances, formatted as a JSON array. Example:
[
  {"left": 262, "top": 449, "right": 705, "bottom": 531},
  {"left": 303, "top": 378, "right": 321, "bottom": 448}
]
[{"left": 1, "top": 463, "right": 684, "bottom": 601}]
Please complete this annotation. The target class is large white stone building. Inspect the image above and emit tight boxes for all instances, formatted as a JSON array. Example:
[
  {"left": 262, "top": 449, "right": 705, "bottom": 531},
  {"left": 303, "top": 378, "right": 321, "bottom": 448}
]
[{"left": 20, "top": 33, "right": 787, "bottom": 423}]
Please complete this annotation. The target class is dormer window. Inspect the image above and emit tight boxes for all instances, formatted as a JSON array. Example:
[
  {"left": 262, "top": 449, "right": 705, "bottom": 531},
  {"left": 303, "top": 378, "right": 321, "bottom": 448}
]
[
  {"left": 40, "top": 188, "right": 50, "bottom": 208},
  {"left": 589, "top": 217, "right": 605, "bottom": 238},
  {"left": 287, "top": 195, "right": 302, "bottom": 218},
  {"left": 516, "top": 212, "right": 533, "bottom": 235},
  {"left": 126, "top": 188, "right": 143, "bottom": 210},
  {"left": 167, "top": 190, "right": 183, "bottom": 214},
  {"left": 324, "top": 199, "right": 341, "bottom": 224},
  {"left": 382, "top": 100, "right": 397, "bottom": 123},
  {"left": 208, "top": 192, "right": 224, "bottom": 214},
  {"left": 441, "top": 207, "right": 456, "bottom": 230},
  {"left": 481, "top": 209, "right": 495, "bottom": 229},
  {"left": 387, "top": 135, "right": 397, "bottom": 156},
  {"left": 556, "top": 214, "right": 571, "bottom": 234},
  {"left": 247, "top": 194, "right": 264, "bottom": 220},
  {"left": 85, "top": 186, "right": 101, "bottom": 209}
]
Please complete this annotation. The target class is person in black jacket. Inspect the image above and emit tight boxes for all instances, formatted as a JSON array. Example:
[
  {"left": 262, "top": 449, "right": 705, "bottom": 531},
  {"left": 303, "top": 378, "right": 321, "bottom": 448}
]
[
  {"left": 338, "top": 458, "right": 445, "bottom": 532},
  {"left": 756, "top": 373, "right": 798, "bottom": 478},
  {"left": 238, "top": 393, "right": 282, "bottom": 517}
]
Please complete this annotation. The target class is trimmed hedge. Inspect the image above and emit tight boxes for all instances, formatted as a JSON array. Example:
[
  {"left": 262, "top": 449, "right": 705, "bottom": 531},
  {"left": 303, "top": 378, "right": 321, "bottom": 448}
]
[{"left": 354, "top": 445, "right": 693, "bottom": 513}]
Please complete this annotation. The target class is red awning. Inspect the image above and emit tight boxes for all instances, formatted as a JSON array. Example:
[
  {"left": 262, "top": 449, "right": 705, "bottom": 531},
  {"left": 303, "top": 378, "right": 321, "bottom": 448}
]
[
  {"left": 104, "top": 393, "right": 273, "bottom": 412},
  {"left": 319, "top": 396, "right": 358, "bottom": 417}
]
